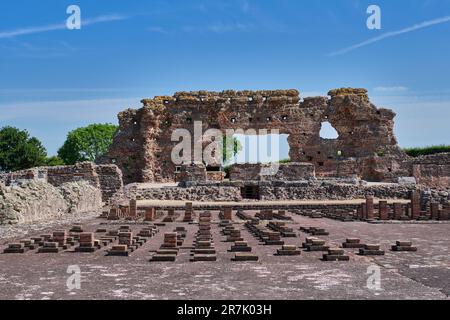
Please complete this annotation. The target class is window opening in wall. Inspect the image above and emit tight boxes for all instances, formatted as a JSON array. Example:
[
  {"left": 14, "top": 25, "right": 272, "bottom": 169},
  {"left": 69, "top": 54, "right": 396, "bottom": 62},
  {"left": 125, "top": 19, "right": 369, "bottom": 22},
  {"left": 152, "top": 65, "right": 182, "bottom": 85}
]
[{"left": 320, "top": 121, "right": 339, "bottom": 139}]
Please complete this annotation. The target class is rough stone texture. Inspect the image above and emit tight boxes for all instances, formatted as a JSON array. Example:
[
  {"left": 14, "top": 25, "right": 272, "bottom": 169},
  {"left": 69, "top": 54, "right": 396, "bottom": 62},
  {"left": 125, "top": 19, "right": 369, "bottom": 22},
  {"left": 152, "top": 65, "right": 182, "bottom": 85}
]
[
  {"left": 175, "top": 162, "right": 207, "bottom": 183},
  {"left": 411, "top": 153, "right": 450, "bottom": 189},
  {"left": 110, "top": 180, "right": 419, "bottom": 203},
  {"left": 103, "top": 88, "right": 413, "bottom": 184},
  {"left": 0, "top": 180, "right": 102, "bottom": 225},
  {"left": 258, "top": 182, "right": 417, "bottom": 201},
  {"left": 112, "top": 184, "right": 242, "bottom": 203},
  {"left": 94, "top": 164, "right": 124, "bottom": 200},
  {"left": 229, "top": 162, "right": 315, "bottom": 181},
  {"left": 0, "top": 162, "right": 123, "bottom": 202},
  {"left": 58, "top": 182, "right": 102, "bottom": 214}
]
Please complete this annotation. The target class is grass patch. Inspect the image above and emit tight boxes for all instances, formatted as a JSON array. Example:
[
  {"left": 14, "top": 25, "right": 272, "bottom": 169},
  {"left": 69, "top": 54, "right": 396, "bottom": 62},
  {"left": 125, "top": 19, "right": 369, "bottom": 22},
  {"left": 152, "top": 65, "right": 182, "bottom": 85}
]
[{"left": 403, "top": 145, "right": 450, "bottom": 157}]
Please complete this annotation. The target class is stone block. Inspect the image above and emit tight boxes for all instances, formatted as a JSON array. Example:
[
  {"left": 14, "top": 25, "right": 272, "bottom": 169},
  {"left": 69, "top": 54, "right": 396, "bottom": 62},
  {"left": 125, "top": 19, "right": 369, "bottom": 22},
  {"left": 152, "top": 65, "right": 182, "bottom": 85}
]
[{"left": 232, "top": 253, "right": 259, "bottom": 261}]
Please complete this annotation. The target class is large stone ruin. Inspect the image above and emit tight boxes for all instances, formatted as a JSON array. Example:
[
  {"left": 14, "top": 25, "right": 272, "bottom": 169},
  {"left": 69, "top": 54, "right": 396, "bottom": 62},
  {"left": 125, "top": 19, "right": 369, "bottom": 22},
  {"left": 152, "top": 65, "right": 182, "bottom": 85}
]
[{"left": 102, "top": 88, "right": 450, "bottom": 189}]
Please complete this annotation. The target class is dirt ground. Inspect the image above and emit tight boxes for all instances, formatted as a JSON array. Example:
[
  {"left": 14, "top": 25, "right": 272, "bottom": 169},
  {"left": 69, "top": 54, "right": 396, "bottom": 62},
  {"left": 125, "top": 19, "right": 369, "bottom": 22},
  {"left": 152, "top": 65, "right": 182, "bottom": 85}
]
[{"left": 0, "top": 211, "right": 449, "bottom": 300}]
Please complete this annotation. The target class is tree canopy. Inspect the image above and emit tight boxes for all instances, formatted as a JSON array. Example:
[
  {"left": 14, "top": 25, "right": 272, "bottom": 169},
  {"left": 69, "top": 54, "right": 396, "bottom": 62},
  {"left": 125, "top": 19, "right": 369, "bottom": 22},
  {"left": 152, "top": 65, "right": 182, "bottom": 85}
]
[
  {"left": 58, "top": 123, "right": 118, "bottom": 165},
  {"left": 0, "top": 126, "right": 47, "bottom": 172}
]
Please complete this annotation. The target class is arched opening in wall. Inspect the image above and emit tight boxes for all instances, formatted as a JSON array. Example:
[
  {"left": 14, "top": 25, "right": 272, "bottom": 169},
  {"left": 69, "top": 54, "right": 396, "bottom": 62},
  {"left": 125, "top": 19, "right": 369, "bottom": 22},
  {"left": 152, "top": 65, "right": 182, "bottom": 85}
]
[
  {"left": 320, "top": 121, "right": 339, "bottom": 140},
  {"left": 229, "top": 133, "right": 290, "bottom": 165}
]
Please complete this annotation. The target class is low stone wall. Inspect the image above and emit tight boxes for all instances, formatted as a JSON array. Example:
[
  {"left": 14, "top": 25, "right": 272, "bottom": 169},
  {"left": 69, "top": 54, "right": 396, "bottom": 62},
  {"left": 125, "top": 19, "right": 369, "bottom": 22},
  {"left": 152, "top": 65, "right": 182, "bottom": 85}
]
[
  {"left": 0, "top": 162, "right": 123, "bottom": 201},
  {"left": 0, "top": 180, "right": 102, "bottom": 225},
  {"left": 425, "top": 188, "right": 450, "bottom": 206},
  {"left": 112, "top": 181, "right": 418, "bottom": 203},
  {"left": 412, "top": 153, "right": 450, "bottom": 189},
  {"left": 259, "top": 183, "right": 416, "bottom": 201},
  {"left": 229, "top": 163, "right": 316, "bottom": 181},
  {"left": 135, "top": 186, "right": 242, "bottom": 202}
]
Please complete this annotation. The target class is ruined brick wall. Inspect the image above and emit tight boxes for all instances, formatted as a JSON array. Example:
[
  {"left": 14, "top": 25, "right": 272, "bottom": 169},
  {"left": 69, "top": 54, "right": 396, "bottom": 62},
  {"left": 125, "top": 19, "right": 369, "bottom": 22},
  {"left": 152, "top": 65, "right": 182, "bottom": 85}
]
[
  {"left": 113, "top": 181, "right": 417, "bottom": 202},
  {"left": 175, "top": 162, "right": 207, "bottom": 183},
  {"left": 46, "top": 162, "right": 100, "bottom": 188},
  {"left": 229, "top": 163, "right": 315, "bottom": 181},
  {"left": 0, "top": 162, "right": 123, "bottom": 201},
  {"left": 94, "top": 164, "right": 124, "bottom": 200},
  {"left": 104, "top": 88, "right": 411, "bottom": 184},
  {"left": 411, "top": 153, "right": 450, "bottom": 188}
]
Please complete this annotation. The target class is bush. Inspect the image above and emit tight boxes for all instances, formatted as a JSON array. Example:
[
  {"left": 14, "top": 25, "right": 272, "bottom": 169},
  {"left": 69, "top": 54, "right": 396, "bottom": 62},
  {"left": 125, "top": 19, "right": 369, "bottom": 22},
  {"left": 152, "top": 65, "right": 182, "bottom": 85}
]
[{"left": 404, "top": 145, "right": 450, "bottom": 158}]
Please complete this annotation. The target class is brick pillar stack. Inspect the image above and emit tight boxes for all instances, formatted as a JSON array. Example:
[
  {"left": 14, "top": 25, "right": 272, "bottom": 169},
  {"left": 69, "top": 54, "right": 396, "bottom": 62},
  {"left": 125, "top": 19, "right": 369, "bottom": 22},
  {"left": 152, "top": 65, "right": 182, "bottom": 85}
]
[
  {"left": 53, "top": 230, "right": 68, "bottom": 248},
  {"left": 108, "top": 207, "right": 119, "bottom": 220},
  {"left": 184, "top": 202, "right": 194, "bottom": 222},
  {"left": 144, "top": 207, "right": 155, "bottom": 221},
  {"left": 223, "top": 206, "right": 233, "bottom": 221},
  {"left": 75, "top": 232, "right": 96, "bottom": 252},
  {"left": 378, "top": 201, "right": 389, "bottom": 220},
  {"left": 391, "top": 203, "right": 402, "bottom": 220},
  {"left": 411, "top": 191, "right": 421, "bottom": 220},
  {"left": 366, "top": 196, "right": 374, "bottom": 220},
  {"left": 430, "top": 203, "right": 439, "bottom": 220},
  {"left": 129, "top": 199, "right": 137, "bottom": 218}
]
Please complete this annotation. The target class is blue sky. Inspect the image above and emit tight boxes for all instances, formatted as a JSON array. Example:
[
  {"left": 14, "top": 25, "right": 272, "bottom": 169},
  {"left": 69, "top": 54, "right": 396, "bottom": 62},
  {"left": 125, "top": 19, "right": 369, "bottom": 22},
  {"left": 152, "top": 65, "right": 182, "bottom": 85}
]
[{"left": 0, "top": 0, "right": 449, "bottom": 157}]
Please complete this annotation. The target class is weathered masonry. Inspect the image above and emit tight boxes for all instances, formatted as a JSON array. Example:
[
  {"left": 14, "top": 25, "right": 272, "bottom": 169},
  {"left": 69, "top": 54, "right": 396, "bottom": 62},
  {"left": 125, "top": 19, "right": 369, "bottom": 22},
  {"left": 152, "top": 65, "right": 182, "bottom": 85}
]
[
  {"left": 0, "top": 162, "right": 123, "bottom": 201},
  {"left": 102, "top": 88, "right": 448, "bottom": 187}
]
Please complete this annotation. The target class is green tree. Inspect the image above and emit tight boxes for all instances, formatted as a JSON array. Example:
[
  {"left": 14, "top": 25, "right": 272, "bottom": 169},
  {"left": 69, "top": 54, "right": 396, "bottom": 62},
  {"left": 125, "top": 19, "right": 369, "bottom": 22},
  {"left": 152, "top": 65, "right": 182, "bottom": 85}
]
[
  {"left": 58, "top": 123, "right": 118, "bottom": 165},
  {"left": 0, "top": 126, "right": 47, "bottom": 172},
  {"left": 45, "top": 156, "right": 65, "bottom": 166}
]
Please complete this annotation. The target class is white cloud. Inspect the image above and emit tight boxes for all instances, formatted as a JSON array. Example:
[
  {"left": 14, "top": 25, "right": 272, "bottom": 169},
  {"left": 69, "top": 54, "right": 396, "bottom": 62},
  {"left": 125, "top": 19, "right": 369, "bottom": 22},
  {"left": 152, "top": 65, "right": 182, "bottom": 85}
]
[
  {"left": 327, "top": 15, "right": 450, "bottom": 56},
  {"left": 0, "top": 14, "right": 128, "bottom": 39}
]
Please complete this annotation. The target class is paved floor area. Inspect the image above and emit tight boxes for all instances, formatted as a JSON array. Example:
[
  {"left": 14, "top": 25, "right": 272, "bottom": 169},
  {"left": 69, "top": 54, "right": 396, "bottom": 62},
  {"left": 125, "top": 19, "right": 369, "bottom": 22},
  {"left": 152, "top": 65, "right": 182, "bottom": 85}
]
[{"left": 0, "top": 211, "right": 449, "bottom": 300}]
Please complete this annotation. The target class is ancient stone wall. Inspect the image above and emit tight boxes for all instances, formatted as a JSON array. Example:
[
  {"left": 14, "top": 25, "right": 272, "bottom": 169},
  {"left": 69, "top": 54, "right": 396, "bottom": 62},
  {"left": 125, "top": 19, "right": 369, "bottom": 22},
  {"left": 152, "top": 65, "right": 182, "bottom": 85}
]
[
  {"left": 0, "top": 162, "right": 123, "bottom": 201},
  {"left": 411, "top": 153, "right": 450, "bottom": 188},
  {"left": 111, "top": 180, "right": 417, "bottom": 203},
  {"left": 229, "top": 163, "right": 315, "bottom": 181},
  {"left": 94, "top": 164, "right": 124, "bottom": 200},
  {"left": 104, "top": 88, "right": 411, "bottom": 184},
  {"left": 259, "top": 182, "right": 416, "bottom": 201},
  {"left": 0, "top": 180, "right": 102, "bottom": 225},
  {"left": 175, "top": 162, "right": 207, "bottom": 183}
]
